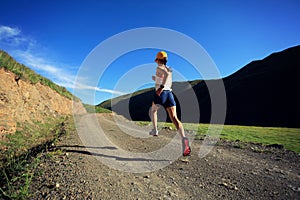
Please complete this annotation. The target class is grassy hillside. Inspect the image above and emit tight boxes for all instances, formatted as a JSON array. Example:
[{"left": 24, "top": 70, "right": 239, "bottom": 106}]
[
  {"left": 0, "top": 50, "right": 80, "bottom": 199},
  {"left": 0, "top": 50, "right": 77, "bottom": 101}
]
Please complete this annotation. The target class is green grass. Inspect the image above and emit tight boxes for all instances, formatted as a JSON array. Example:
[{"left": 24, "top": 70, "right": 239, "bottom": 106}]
[
  {"left": 83, "top": 104, "right": 112, "bottom": 113},
  {"left": 218, "top": 125, "right": 300, "bottom": 153},
  {"left": 137, "top": 121, "right": 300, "bottom": 153},
  {"left": 0, "top": 116, "right": 74, "bottom": 199}
]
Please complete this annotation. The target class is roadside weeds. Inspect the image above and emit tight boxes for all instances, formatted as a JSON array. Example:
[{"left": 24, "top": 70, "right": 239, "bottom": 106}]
[{"left": 0, "top": 116, "right": 73, "bottom": 199}]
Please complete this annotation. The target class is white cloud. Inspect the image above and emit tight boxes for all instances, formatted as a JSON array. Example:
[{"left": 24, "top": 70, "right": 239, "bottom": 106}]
[
  {"left": 0, "top": 26, "right": 21, "bottom": 39},
  {"left": 16, "top": 51, "right": 60, "bottom": 74},
  {"left": 0, "top": 25, "right": 31, "bottom": 48},
  {"left": 73, "top": 83, "right": 126, "bottom": 95},
  {"left": 14, "top": 50, "right": 126, "bottom": 96},
  {"left": 0, "top": 25, "right": 125, "bottom": 98}
]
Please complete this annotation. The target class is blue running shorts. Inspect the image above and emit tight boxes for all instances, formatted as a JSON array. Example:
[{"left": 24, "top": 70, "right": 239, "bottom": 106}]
[{"left": 153, "top": 90, "right": 176, "bottom": 108}]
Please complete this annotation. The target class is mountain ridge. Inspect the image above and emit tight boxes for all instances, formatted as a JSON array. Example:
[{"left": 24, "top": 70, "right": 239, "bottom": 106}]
[{"left": 98, "top": 45, "right": 300, "bottom": 128}]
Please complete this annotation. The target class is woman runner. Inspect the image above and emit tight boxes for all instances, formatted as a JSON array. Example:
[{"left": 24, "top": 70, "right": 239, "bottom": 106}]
[{"left": 149, "top": 51, "right": 191, "bottom": 156}]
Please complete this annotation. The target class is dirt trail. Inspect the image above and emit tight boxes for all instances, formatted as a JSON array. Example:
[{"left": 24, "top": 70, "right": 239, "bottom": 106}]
[{"left": 30, "top": 113, "right": 300, "bottom": 199}]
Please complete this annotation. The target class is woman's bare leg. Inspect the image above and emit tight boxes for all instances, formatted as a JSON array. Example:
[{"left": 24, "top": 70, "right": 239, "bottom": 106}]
[
  {"left": 166, "top": 106, "right": 191, "bottom": 156},
  {"left": 166, "top": 106, "right": 186, "bottom": 138},
  {"left": 151, "top": 103, "right": 159, "bottom": 132}
]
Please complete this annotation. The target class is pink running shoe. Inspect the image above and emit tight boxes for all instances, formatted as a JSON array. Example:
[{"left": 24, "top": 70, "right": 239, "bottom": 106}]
[{"left": 182, "top": 137, "right": 191, "bottom": 156}]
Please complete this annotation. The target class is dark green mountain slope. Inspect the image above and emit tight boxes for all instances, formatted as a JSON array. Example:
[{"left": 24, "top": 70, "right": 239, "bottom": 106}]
[
  {"left": 223, "top": 45, "right": 300, "bottom": 127},
  {"left": 98, "top": 45, "right": 300, "bottom": 128}
]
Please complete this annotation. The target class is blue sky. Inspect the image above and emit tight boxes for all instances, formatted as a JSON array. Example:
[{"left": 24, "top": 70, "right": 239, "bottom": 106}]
[{"left": 0, "top": 0, "right": 299, "bottom": 104}]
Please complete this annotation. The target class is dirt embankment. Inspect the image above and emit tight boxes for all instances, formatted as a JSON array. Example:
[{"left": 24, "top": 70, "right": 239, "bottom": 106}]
[{"left": 0, "top": 68, "right": 73, "bottom": 135}]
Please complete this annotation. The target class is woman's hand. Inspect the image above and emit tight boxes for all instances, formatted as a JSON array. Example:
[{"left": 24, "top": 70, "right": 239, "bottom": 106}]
[{"left": 156, "top": 88, "right": 163, "bottom": 96}]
